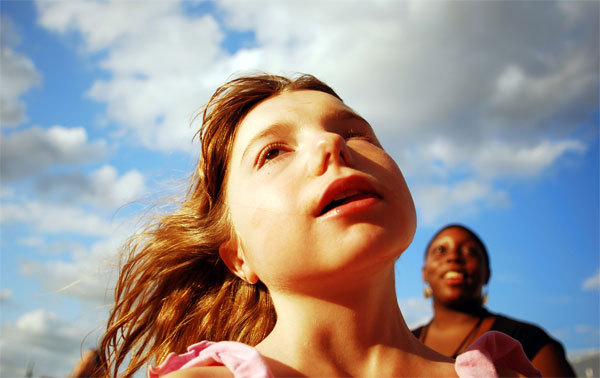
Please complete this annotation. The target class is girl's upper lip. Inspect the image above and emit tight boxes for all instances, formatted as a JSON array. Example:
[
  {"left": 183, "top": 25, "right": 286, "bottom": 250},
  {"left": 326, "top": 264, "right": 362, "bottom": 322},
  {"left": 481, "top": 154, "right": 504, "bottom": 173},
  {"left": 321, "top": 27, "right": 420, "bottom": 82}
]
[{"left": 314, "top": 175, "right": 382, "bottom": 217}]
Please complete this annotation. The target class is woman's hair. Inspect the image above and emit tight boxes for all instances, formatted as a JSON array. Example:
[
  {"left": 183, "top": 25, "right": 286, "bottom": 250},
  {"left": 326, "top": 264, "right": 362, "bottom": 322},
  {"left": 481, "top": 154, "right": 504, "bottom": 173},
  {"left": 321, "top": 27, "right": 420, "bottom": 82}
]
[
  {"left": 97, "top": 73, "right": 341, "bottom": 377},
  {"left": 424, "top": 224, "right": 490, "bottom": 275}
]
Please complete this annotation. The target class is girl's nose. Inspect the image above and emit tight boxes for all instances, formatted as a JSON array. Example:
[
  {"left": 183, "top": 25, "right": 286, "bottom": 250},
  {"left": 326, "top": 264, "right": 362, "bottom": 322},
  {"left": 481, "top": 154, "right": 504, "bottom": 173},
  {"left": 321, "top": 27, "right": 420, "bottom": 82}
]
[{"left": 308, "top": 132, "right": 353, "bottom": 176}]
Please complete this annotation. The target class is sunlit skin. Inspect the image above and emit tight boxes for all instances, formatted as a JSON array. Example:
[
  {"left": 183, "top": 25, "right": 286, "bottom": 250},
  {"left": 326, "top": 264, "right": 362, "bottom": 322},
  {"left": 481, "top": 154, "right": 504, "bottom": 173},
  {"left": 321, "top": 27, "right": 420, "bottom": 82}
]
[
  {"left": 209, "top": 90, "right": 459, "bottom": 377},
  {"left": 223, "top": 90, "right": 416, "bottom": 294},
  {"left": 421, "top": 226, "right": 575, "bottom": 377}
]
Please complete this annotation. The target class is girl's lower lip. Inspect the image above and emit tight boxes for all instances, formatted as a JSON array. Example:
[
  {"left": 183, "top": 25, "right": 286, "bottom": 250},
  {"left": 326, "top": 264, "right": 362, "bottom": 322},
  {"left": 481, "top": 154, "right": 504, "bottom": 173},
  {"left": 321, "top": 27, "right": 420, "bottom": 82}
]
[{"left": 319, "top": 195, "right": 380, "bottom": 219}]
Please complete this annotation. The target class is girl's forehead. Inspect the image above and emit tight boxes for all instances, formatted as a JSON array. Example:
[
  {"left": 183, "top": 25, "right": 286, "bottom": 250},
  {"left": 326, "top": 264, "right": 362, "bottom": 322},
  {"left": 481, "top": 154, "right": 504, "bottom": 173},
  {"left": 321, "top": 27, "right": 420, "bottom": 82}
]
[
  {"left": 239, "top": 90, "right": 351, "bottom": 132},
  {"left": 230, "top": 90, "right": 362, "bottom": 160}
]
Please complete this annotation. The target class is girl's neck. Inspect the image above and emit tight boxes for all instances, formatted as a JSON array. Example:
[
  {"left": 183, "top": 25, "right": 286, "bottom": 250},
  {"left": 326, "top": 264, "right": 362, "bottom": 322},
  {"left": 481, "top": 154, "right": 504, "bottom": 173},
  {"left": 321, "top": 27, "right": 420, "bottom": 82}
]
[{"left": 256, "top": 265, "right": 452, "bottom": 376}]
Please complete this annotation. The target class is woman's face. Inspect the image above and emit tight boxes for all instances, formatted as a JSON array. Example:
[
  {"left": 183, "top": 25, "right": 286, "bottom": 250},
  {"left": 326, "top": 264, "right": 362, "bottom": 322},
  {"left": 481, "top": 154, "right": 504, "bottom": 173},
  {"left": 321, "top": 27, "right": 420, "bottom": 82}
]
[
  {"left": 422, "top": 227, "right": 489, "bottom": 306},
  {"left": 222, "top": 90, "right": 416, "bottom": 292}
]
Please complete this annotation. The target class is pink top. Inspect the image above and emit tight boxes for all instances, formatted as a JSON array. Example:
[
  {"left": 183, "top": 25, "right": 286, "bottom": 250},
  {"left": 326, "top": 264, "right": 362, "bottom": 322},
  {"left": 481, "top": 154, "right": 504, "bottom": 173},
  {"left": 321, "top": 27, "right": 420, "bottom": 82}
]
[{"left": 148, "top": 331, "right": 541, "bottom": 378}]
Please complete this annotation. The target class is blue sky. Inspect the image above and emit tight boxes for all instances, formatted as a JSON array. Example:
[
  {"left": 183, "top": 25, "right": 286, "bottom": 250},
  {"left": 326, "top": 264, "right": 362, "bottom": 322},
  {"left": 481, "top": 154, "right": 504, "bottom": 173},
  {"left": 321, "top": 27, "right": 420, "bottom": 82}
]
[{"left": 0, "top": 1, "right": 598, "bottom": 376}]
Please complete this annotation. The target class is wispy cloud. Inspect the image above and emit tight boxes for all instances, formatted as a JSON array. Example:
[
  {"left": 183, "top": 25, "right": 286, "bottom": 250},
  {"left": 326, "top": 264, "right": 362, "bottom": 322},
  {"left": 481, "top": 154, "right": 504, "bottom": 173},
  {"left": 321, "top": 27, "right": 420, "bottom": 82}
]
[
  {"left": 0, "top": 289, "right": 13, "bottom": 303},
  {"left": 0, "top": 16, "right": 41, "bottom": 127},
  {"left": 582, "top": 270, "right": 600, "bottom": 291},
  {"left": 1, "top": 201, "right": 115, "bottom": 236}
]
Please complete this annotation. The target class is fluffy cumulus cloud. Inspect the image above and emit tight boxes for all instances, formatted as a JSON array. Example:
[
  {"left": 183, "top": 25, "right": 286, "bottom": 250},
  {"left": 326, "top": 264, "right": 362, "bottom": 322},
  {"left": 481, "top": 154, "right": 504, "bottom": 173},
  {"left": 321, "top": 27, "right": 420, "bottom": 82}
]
[
  {"left": 0, "top": 16, "right": 42, "bottom": 127},
  {"left": 37, "top": 0, "right": 225, "bottom": 152},
  {"left": 0, "top": 126, "right": 107, "bottom": 181},
  {"left": 0, "top": 309, "right": 102, "bottom": 377},
  {"left": 36, "top": 164, "right": 146, "bottom": 210},
  {"left": 34, "top": 0, "right": 598, "bottom": 222}
]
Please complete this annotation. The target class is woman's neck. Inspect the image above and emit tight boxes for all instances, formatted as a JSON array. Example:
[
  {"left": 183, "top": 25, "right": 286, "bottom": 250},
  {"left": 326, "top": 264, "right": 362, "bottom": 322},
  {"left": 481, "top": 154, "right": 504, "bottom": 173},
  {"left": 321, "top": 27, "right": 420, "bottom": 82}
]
[
  {"left": 256, "top": 265, "right": 453, "bottom": 376},
  {"left": 431, "top": 300, "right": 488, "bottom": 327}
]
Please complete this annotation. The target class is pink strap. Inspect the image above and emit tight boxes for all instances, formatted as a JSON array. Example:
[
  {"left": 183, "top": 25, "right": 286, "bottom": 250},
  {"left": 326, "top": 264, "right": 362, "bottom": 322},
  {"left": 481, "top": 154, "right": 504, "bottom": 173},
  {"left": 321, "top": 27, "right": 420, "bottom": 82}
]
[
  {"left": 147, "top": 341, "right": 274, "bottom": 378},
  {"left": 455, "top": 331, "right": 541, "bottom": 377}
]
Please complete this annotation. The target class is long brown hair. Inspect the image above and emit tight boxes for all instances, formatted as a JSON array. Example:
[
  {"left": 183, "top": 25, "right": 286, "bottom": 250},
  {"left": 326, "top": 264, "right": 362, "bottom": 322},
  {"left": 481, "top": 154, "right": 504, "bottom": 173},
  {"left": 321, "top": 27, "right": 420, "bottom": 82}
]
[{"left": 98, "top": 73, "right": 341, "bottom": 377}]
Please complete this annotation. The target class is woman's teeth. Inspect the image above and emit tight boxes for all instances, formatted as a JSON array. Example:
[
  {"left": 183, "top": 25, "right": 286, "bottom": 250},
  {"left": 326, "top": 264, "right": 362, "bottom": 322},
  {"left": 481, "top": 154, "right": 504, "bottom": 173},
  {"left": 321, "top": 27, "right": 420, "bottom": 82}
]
[{"left": 444, "top": 271, "right": 464, "bottom": 279}]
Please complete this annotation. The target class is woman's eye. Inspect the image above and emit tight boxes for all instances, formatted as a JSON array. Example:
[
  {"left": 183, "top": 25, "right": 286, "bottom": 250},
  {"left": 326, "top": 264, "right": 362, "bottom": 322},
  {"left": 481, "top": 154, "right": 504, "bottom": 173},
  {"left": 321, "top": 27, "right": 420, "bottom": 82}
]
[{"left": 432, "top": 245, "right": 446, "bottom": 257}]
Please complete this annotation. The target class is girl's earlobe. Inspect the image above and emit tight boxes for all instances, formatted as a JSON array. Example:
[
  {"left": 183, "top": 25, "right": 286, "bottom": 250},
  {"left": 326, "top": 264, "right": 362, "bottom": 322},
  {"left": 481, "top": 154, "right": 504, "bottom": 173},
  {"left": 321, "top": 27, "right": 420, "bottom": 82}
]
[{"left": 218, "top": 238, "right": 259, "bottom": 284}]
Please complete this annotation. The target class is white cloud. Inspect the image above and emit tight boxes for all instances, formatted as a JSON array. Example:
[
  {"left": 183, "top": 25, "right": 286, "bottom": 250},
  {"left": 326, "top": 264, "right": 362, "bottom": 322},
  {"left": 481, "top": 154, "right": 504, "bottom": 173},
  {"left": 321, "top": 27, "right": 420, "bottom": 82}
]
[
  {"left": 37, "top": 0, "right": 224, "bottom": 152},
  {"left": 0, "top": 309, "right": 104, "bottom": 377},
  {"left": 36, "top": 164, "right": 147, "bottom": 210},
  {"left": 1, "top": 126, "right": 107, "bottom": 181},
  {"left": 582, "top": 270, "right": 600, "bottom": 291},
  {"left": 1, "top": 200, "right": 114, "bottom": 236},
  {"left": 412, "top": 179, "right": 510, "bottom": 225},
  {"left": 0, "top": 16, "right": 42, "bottom": 127},
  {"left": 17, "top": 236, "right": 45, "bottom": 247},
  {"left": 398, "top": 297, "right": 432, "bottom": 329},
  {"left": 18, "top": 221, "right": 134, "bottom": 304},
  {"left": 0, "top": 289, "right": 13, "bottom": 303},
  {"left": 416, "top": 138, "right": 586, "bottom": 179}
]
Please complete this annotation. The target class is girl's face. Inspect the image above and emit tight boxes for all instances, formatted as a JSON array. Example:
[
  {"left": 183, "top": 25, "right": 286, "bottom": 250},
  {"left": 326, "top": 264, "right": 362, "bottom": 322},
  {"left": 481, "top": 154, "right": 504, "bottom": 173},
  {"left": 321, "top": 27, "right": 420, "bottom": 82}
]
[
  {"left": 422, "top": 227, "right": 489, "bottom": 305},
  {"left": 222, "top": 90, "right": 416, "bottom": 292}
]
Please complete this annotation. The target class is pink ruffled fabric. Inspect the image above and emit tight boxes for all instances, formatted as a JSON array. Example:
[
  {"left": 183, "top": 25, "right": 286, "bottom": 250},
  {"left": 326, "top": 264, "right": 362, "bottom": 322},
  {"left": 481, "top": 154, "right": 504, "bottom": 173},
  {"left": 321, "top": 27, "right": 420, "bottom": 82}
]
[
  {"left": 147, "top": 340, "right": 274, "bottom": 378},
  {"left": 455, "top": 331, "right": 541, "bottom": 377},
  {"left": 149, "top": 331, "right": 540, "bottom": 377}
]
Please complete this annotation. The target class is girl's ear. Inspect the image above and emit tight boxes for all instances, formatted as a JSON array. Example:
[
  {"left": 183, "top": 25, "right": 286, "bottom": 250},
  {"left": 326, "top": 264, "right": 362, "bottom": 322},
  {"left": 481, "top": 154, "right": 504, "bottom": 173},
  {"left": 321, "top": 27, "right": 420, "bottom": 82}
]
[{"left": 218, "top": 237, "right": 259, "bottom": 284}]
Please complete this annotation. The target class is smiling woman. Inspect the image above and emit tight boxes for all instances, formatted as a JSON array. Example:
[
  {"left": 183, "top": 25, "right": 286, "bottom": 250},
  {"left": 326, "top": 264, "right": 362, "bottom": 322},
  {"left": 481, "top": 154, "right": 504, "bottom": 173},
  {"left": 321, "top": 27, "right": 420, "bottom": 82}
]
[
  {"left": 97, "top": 73, "right": 540, "bottom": 377},
  {"left": 414, "top": 224, "right": 575, "bottom": 377}
]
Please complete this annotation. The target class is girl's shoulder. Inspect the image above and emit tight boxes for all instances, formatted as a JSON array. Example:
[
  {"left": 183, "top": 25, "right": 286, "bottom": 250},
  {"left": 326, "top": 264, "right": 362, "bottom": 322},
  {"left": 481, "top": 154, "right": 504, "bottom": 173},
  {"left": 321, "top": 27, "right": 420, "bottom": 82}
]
[
  {"left": 162, "top": 366, "right": 234, "bottom": 378},
  {"left": 456, "top": 331, "right": 541, "bottom": 377},
  {"left": 148, "top": 341, "right": 273, "bottom": 378}
]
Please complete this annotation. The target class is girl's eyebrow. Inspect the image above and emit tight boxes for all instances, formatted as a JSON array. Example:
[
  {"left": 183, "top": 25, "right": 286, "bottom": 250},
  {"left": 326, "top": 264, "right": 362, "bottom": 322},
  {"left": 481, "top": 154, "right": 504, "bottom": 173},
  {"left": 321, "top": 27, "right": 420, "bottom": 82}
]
[{"left": 322, "top": 108, "right": 369, "bottom": 126}]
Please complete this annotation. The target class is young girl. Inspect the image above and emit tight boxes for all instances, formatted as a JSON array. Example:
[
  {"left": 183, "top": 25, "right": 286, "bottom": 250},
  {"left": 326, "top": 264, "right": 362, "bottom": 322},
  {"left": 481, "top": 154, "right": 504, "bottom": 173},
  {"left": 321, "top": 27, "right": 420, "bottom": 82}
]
[{"left": 98, "top": 73, "right": 539, "bottom": 377}]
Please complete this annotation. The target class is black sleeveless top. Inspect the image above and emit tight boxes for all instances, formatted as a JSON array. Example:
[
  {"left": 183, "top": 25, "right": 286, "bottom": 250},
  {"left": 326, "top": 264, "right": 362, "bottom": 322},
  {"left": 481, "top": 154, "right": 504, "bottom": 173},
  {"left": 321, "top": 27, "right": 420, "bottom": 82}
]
[{"left": 411, "top": 311, "right": 567, "bottom": 361}]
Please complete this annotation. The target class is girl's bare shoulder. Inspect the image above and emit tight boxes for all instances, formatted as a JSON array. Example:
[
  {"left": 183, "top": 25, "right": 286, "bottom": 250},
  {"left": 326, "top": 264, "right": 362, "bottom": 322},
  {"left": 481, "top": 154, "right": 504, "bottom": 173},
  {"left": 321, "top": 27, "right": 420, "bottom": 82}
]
[{"left": 162, "top": 366, "right": 233, "bottom": 378}]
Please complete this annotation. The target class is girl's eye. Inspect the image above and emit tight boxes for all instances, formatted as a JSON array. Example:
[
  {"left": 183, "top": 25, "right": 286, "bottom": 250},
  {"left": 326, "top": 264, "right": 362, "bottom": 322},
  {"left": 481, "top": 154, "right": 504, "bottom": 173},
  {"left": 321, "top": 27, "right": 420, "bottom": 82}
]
[
  {"left": 344, "top": 130, "right": 366, "bottom": 139},
  {"left": 264, "top": 147, "right": 283, "bottom": 161},
  {"left": 257, "top": 143, "right": 288, "bottom": 167}
]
